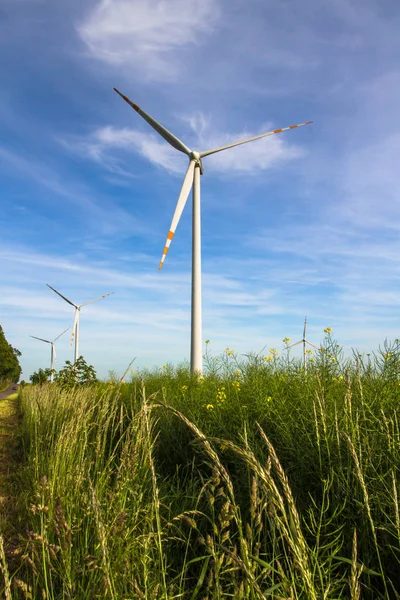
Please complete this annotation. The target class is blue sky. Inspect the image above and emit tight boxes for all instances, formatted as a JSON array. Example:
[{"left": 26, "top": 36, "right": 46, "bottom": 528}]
[{"left": 1, "top": 0, "right": 400, "bottom": 379}]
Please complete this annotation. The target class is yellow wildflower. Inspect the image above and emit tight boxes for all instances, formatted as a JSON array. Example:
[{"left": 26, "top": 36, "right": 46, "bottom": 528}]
[
  {"left": 206, "top": 404, "right": 214, "bottom": 410},
  {"left": 181, "top": 385, "right": 188, "bottom": 392},
  {"left": 385, "top": 352, "right": 392, "bottom": 360},
  {"left": 232, "top": 380, "right": 241, "bottom": 391},
  {"left": 270, "top": 348, "right": 278, "bottom": 357},
  {"left": 306, "top": 349, "right": 313, "bottom": 355},
  {"left": 216, "top": 387, "right": 227, "bottom": 403},
  {"left": 205, "top": 340, "right": 210, "bottom": 345},
  {"left": 283, "top": 337, "right": 291, "bottom": 345},
  {"left": 264, "top": 355, "right": 273, "bottom": 362},
  {"left": 324, "top": 327, "right": 332, "bottom": 334}
]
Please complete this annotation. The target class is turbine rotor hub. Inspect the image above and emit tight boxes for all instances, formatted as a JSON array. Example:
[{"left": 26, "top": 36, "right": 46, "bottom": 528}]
[{"left": 189, "top": 151, "right": 204, "bottom": 174}]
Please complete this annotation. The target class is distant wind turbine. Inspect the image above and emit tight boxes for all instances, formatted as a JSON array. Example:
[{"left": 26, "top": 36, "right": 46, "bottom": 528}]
[
  {"left": 114, "top": 87, "right": 312, "bottom": 374},
  {"left": 30, "top": 327, "right": 69, "bottom": 382},
  {"left": 46, "top": 284, "right": 114, "bottom": 363},
  {"left": 285, "top": 317, "right": 319, "bottom": 372}
]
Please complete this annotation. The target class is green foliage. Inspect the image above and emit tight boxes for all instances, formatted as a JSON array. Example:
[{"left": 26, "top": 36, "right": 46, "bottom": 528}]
[
  {"left": 0, "top": 325, "right": 22, "bottom": 384},
  {"left": 29, "top": 368, "right": 54, "bottom": 385},
  {"left": 54, "top": 355, "right": 98, "bottom": 389},
  {"left": 12, "top": 340, "right": 400, "bottom": 599}
]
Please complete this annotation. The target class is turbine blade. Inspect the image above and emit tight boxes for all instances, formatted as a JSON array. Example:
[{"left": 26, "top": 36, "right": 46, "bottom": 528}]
[
  {"left": 53, "top": 327, "right": 70, "bottom": 343},
  {"left": 305, "top": 340, "right": 320, "bottom": 351},
  {"left": 46, "top": 284, "right": 78, "bottom": 308},
  {"left": 80, "top": 292, "right": 115, "bottom": 307},
  {"left": 199, "top": 121, "right": 313, "bottom": 158},
  {"left": 303, "top": 317, "right": 307, "bottom": 340},
  {"left": 30, "top": 335, "right": 51, "bottom": 344},
  {"left": 53, "top": 343, "right": 57, "bottom": 365},
  {"left": 71, "top": 310, "right": 79, "bottom": 347},
  {"left": 285, "top": 340, "right": 302, "bottom": 349},
  {"left": 114, "top": 88, "right": 191, "bottom": 156},
  {"left": 158, "top": 160, "right": 195, "bottom": 270}
]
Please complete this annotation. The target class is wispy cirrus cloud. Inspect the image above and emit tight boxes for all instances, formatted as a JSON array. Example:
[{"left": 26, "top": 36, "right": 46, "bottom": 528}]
[
  {"left": 0, "top": 145, "right": 146, "bottom": 237},
  {"left": 61, "top": 126, "right": 186, "bottom": 175},
  {"left": 77, "top": 0, "right": 220, "bottom": 79},
  {"left": 0, "top": 243, "right": 288, "bottom": 377},
  {"left": 61, "top": 117, "right": 308, "bottom": 177}
]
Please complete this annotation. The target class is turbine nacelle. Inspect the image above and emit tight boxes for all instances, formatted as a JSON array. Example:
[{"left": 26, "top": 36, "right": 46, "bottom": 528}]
[{"left": 189, "top": 151, "right": 204, "bottom": 174}]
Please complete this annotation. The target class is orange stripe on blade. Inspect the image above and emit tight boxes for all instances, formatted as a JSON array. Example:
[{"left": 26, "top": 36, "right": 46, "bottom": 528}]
[
  {"left": 274, "top": 128, "right": 282, "bottom": 133},
  {"left": 289, "top": 125, "right": 298, "bottom": 129},
  {"left": 163, "top": 246, "right": 169, "bottom": 255},
  {"left": 123, "top": 95, "right": 139, "bottom": 111},
  {"left": 120, "top": 92, "right": 139, "bottom": 112},
  {"left": 158, "top": 262, "right": 164, "bottom": 270},
  {"left": 167, "top": 231, "right": 174, "bottom": 241}
]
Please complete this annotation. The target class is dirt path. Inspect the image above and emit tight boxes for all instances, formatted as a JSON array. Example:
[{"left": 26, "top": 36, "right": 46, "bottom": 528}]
[
  {"left": 0, "top": 384, "right": 18, "bottom": 401},
  {"left": 0, "top": 387, "right": 21, "bottom": 537},
  {"left": 0, "top": 387, "right": 23, "bottom": 597}
]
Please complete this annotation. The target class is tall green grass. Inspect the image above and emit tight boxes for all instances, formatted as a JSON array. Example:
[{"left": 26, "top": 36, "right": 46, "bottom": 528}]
[{"left": 6, "top": 338, "right": 400, "bottom": 599}]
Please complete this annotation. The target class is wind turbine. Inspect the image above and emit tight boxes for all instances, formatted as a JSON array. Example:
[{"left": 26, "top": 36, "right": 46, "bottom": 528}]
[
  {"left": 285, "top": 317, "right": 319, "bottom": 372},
  {"left": 46, "top": 284, "right": 114, "bottom": 363},
  {"left": 30, "top": 327, "right": 69, "bottom": 382},
  {"left": 114, "top": 87, "right": 312, "bottom": 373}
]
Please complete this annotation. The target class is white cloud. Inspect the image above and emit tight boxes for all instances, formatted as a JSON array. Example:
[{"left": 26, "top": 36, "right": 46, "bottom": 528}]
[
  {"left": 202, "top": 126, "right": 306, "bottom": 173},
  {"left": 63, "top": 117, "right": 306, "bottom": 177},
  {"left": 0, "top": 243, "right": 295, "bottom": 377},
  {"left": 77, "top": 0, "right": 219, "bottom": 79},
  {"left": 92, "top": 126, "right": 184, "bottom": 174}
]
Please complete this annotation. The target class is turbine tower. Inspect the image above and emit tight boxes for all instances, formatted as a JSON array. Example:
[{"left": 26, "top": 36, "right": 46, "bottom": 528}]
[
  {"left": 114, "top": 87, "right": 312, "bottom": 373},
  {"left": 46, "top": 284, "right": 114, "bottom": 363},
  {"left": 30, "top": 327, "right": 69, "bottom": 382},
  {"left": 285, "top": 317, "right": 319, "bottom": 372}
]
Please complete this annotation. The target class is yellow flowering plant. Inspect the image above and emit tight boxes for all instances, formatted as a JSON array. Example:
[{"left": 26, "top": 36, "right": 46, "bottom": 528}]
[{"left": 216, "top": 387, "right": 227, "bottom": 404}]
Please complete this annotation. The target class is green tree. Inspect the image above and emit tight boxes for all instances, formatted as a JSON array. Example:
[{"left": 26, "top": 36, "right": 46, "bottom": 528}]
[
  {"left": 29, "top": 368, "right": 54, "bottom": 385},
  {"left": 0, "top": 325, "right": 22, "bottom": 384},
  {"left": 54, "top": 356, "right": 98, "bottom": 389}
]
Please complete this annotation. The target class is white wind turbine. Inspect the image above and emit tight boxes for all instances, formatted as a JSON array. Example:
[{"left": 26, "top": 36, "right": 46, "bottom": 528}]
[
  {"left": 46, "top": 284, "right": 114, "bottom": 363},
  {"left": 285, "top": 317, "right": 319, "bottom": 372},
  {"left": 30, "top": 327, "right": 69, "bottom": 382},
  {"left": 114, "top": 87, "right": 312, "bottom": 373}
]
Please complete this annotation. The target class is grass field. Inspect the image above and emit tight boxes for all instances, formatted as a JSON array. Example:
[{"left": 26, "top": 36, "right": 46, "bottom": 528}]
[{"left": 3, "top": 335, "right": 400, "bottom": 599}]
